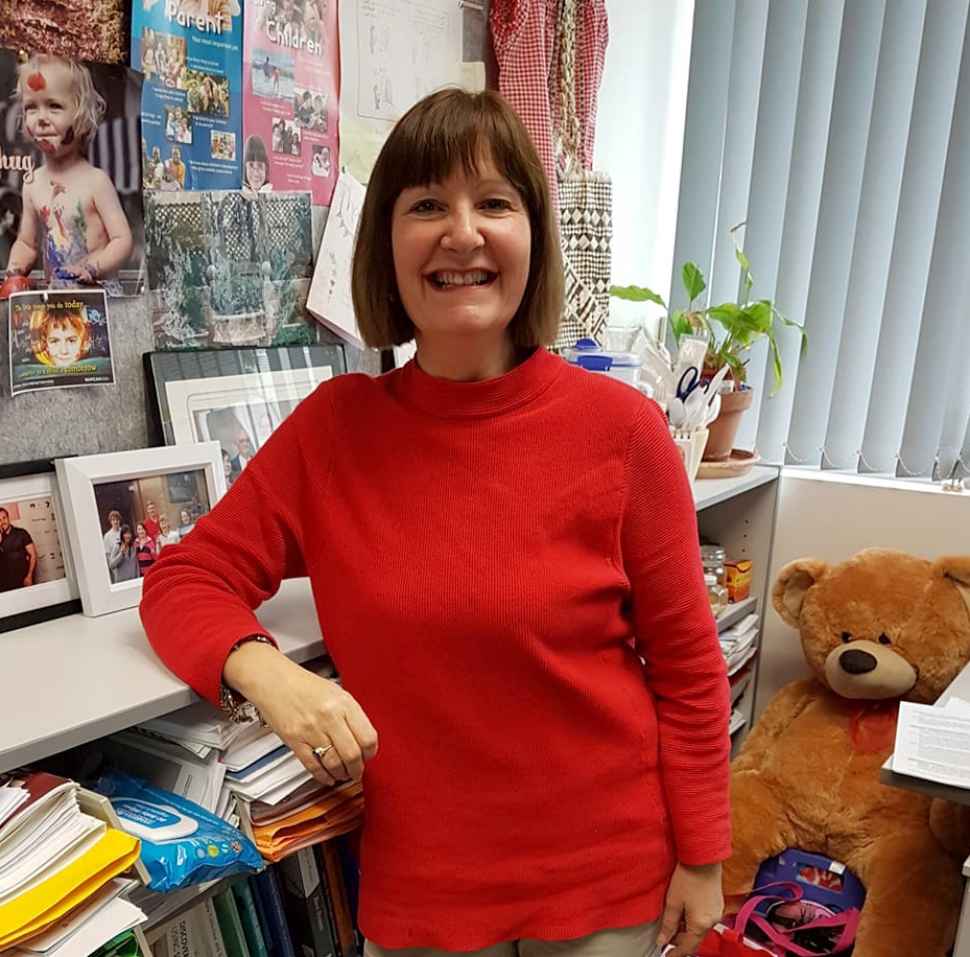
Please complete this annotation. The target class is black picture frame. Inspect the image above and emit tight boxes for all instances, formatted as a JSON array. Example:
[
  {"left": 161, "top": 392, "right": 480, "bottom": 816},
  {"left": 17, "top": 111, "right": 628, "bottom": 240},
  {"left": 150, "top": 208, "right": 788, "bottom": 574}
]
[
  {"left": 0, "top": 458, "right": 82, "bottom": 634},
  {"left": 143, "top": 343, "right": 347, "bottom": 448}
]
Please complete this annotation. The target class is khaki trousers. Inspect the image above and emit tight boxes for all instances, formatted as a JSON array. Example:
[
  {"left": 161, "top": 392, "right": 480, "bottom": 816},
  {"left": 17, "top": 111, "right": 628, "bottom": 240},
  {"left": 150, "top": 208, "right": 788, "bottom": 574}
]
[{"left": 364, "top": 919, "right": 660, "bottom": 957}]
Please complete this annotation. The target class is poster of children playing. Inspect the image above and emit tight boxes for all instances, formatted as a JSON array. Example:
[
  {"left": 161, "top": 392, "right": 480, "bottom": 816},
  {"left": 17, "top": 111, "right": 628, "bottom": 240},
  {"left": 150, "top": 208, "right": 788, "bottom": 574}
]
[
  {"left": 243, "top": 0, "right": 338, "bottom": 206},
  {"left": 8, "top": 289, "right": 114, "bottom": 395},
  {"left": 0, "top": 51, "right": 144, "bottom": 300},
  {"left": 132, "top": 0, "right": 243, "bottom": 191}
]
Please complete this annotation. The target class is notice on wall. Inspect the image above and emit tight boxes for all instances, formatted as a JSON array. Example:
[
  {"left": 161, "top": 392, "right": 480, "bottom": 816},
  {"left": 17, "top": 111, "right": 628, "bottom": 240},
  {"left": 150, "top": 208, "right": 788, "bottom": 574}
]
[
  {"left": 243, "top": 0, "right": 340, "bottom": 206},
  {"left": 131, "top": 0, "right": 244, "bottom": 191},
  {"left": 338, "top": 0, "right": 462, "bottom": 184},
  {"left": 305, "top": 171, "right": 366, "bottom": 346},
  {"left": 9, "top": 289, "right": 114, "bottom": 396},
  {"left": 892, "top": 701, "right": 970, "bottom": 790}
]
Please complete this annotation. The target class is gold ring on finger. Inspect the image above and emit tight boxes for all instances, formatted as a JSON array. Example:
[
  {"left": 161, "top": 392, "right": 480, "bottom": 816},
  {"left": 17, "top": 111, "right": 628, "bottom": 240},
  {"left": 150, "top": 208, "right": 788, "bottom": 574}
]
[{"left": 313, "top": 744, "right": 335, "bottom": 762}]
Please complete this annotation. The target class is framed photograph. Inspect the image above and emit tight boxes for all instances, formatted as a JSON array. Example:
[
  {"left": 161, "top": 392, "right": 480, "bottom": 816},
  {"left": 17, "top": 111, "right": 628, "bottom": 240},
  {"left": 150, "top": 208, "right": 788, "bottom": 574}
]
[
  {"left": 144, "top": 344, "right": 345, "bottom": 487},
  {"left": 0, "top": 460, "right": 80, "bottom": 633},
  {"left": 55, "top": 443, "right": 225, "bottom": 617}
]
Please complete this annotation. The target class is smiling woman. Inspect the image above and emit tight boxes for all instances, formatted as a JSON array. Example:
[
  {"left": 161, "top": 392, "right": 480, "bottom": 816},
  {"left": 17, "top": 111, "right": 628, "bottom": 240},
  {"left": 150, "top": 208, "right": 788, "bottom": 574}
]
[
  {"left": 352, "top": 87, "right": 562, "bottom": 380},
  {"left": 142, "top": 87, "right": 731, "bottom": 957}
]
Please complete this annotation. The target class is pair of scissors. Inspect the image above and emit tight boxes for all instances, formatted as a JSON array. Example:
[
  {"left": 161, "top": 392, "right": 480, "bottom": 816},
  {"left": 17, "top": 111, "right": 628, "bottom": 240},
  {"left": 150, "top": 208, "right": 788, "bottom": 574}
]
[{"left": 676, "top": 365, "right": 703, "bottom": 402}]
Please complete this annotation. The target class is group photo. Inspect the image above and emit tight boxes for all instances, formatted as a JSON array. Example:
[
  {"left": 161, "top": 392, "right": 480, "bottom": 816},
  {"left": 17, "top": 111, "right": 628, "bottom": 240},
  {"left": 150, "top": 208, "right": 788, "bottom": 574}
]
[{"left": 94, "top": 471, "right": 211, "bottom": 584}]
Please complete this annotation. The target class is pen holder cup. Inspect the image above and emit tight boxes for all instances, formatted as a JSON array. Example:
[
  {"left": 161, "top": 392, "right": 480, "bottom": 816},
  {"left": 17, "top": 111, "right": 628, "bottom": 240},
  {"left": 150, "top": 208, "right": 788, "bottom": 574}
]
[{"left": 670, "top": 427, "right": 709, "bottom": 484}]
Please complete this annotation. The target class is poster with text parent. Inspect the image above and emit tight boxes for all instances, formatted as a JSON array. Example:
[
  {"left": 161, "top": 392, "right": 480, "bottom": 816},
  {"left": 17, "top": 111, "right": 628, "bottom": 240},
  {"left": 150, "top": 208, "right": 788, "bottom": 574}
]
[
  {"left": 132, "top": 0, "right": 243, "bottom": 191},
  {"left": 243, "top": 0, "right": 338, "bottom": 206},
  {"left": 0, "top": 51, "right": 144, "bottom": 299},
  {"left": 0, "top": 0, "right": 127, "bottom": 64}
]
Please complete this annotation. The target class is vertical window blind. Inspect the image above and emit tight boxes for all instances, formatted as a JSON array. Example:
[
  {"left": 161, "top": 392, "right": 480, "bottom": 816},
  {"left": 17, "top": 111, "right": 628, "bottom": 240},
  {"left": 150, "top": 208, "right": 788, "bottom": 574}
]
[{"left": 670, "top": 0, "right": 970, "bottom": 481}]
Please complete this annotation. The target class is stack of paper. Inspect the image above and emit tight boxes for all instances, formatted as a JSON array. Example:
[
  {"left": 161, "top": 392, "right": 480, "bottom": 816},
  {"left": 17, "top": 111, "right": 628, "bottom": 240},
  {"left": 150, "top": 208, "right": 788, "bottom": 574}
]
[
  {"left": 0, "top": 784, "right": 29, "bottom": 826},
  {"left": 239, "top": 779, "right": 364, "bottom": 862},
  {"left": 0, "top": 772, "right": 142, "bottom": 952},
  {"left": 720, "top": 614, "right": 760, "bottom": 675}
]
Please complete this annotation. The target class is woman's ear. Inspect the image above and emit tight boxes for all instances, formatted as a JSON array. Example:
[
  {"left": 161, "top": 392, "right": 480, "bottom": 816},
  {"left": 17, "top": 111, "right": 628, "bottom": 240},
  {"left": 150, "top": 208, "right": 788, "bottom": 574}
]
[{"left": 772, "top": 558, "right": 830, "bottom": 629}]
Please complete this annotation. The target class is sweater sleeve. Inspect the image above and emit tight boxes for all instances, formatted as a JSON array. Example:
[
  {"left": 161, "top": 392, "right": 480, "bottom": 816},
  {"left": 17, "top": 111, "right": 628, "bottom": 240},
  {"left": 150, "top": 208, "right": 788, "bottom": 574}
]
[
  {"left": 618, "top": 400, "right": 731, "bottom": 865},
  {"left": 140, "top": 388, "right": 332, "bottom": 707}
]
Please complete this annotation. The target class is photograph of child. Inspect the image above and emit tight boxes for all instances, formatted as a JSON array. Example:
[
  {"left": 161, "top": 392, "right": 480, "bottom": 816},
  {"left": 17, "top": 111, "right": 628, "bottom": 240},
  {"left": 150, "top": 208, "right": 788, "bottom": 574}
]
[
  {"left": 251, "top": 50, "right": 295, "bottom": 100},
  {"left": 1, "top": 54, "right": 135, "bottom": 299},
  {"left": 140, "top": 30, "right": 188, "bottom": 90},
  {"left": 293, "top": 87, "right": 327, "bottom": 132},
  {"left": 9, "top": 289, "right": 114, "bottom": 395},
  {"left": 94, "top": 472, "right": 211, "bottom": 585},
  {"left": 184, "top": 69, "right": 230, "bottom": 117},
  {"left": 271, "top": 117, "right": 302, "bottom": 157},
  {"left": 165, "top": 107, "right": 193, "bottom": 145},
  {"left": 211, "top": 131, "right": 237, "bottom": 162},
  {"left": 311, "top": 145, "right": 331, "bottom": 178},
  {"left": 242, "top": 135, "right": 272, "bottom": 193}
]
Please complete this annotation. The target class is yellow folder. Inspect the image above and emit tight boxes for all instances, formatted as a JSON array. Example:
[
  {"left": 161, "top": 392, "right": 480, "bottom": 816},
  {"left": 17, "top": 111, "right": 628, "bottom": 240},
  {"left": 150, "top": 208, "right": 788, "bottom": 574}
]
[{"left": 0, "top": 828, "right": 140, "bottom": 947}]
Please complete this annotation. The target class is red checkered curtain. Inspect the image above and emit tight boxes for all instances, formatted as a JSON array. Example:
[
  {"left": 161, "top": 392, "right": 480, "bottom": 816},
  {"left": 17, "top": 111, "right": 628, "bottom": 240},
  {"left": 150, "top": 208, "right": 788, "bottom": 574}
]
[{"left": 490, "top": 0, "right": 561, "bottom": 207}]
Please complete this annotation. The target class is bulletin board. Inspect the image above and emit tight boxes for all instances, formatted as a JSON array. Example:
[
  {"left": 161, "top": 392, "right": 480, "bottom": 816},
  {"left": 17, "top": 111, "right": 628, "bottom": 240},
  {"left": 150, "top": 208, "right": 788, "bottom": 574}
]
[{"left": 0, "top": 0, "right": 492, "bottom": 468}]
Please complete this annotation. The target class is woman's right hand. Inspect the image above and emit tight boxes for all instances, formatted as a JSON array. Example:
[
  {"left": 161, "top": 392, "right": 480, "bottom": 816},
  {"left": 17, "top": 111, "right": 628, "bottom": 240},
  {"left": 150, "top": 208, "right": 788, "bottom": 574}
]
[{"left": 223, "top": 641, "right": 379, "bottom": 787}]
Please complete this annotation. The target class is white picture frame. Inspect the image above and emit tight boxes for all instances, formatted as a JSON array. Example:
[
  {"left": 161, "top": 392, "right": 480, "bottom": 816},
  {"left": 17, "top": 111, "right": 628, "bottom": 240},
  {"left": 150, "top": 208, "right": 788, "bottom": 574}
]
[
  {"left": 0, "top": 466, "right": 79, "bottom": 631},
  {"left": 55, "top": 442, "right": 226, "bottom": 617}
]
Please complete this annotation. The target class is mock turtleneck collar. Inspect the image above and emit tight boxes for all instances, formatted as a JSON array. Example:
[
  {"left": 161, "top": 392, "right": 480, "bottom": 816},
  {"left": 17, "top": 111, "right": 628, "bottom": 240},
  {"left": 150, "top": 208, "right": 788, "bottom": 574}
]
[{"left": 395, "top": 346, "right": 563, "bottom": 418}]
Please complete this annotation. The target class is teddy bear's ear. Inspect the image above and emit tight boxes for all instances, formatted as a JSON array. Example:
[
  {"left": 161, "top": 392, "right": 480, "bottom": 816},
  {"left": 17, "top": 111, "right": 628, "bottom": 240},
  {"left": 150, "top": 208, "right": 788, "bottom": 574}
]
[
  {"left": 772, "top": 558, "right": 829, "bottom": 628},
  {"left": 934, "top": 556, "right": 970, "bottom": 617}
]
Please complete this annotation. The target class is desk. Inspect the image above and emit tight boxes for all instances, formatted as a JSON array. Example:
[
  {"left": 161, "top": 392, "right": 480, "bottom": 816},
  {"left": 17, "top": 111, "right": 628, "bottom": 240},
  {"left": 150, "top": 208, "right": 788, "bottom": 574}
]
[{"left": 882, "top": 659, "right": 970, "bottom": 956}]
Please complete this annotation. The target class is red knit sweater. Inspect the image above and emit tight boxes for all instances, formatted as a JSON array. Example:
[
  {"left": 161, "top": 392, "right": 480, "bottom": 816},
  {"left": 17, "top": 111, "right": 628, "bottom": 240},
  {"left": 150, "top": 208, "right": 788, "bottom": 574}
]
[{"left": 141, "top": 347, "right": 731, "bottom": 950}]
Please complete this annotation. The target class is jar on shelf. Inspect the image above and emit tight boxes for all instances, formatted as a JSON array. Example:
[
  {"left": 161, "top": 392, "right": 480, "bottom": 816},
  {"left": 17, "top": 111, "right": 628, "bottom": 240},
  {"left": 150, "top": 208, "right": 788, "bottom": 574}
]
[
  {"left": 705, "top": 572, "right": 728, "bottom": 616},
  {"left": 701, "top": 545, "right": 727, "bottom": 587}
]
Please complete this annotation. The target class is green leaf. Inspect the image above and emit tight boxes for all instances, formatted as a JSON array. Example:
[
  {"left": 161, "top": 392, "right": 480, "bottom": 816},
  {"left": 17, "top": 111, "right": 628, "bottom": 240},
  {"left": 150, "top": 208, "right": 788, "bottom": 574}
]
[
  {"left": 681, "top": 262, "right": 706, "bottom": 303},
  {"left": 746, "top": 300, "right": 774, "bottom": 334},
  {"left": 670, "top": 308, "right": 692, "bottom": 341},
  {"left": 609, "top": 284, "right": 666, "bottom": 308},
  {"left": 734, "top": 245, "right": 751, "bottom": 278},
  {"left": 768, "top": 335, "right": 783, "bottom": 396}
]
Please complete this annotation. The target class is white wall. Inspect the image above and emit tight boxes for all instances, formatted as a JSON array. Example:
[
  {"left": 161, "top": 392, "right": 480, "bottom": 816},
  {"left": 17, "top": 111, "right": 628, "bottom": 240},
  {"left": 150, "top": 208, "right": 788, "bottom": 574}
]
[
  {"left": 595, "top": 0, "right": 694, "bottom": 332},
  {"left": 757, "top": 470, "right": 970, "bottom": 714}
]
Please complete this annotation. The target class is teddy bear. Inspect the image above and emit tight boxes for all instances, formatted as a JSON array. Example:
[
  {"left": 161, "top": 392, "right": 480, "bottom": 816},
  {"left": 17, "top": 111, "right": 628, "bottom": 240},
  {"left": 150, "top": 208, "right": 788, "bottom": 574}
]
[{"left": 724, "top": 548, "right": 970, "bottom": 956}]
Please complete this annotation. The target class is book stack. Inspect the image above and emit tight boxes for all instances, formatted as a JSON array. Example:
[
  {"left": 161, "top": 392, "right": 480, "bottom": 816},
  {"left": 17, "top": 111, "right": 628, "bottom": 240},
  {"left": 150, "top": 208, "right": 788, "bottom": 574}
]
[
  {"left": 143, "top": 838, "right": 360, "bottom": 957},
  {"left": 0, "top": 773, "right": 143, "bottom": 954},
  {"left": 720, "top": 613, "right": 760, "bottom": 676}
]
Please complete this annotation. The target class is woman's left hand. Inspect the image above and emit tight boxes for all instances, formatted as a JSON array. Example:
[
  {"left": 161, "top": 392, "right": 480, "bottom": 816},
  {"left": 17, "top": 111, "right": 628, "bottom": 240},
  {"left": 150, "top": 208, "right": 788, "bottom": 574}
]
[{"left": 655, "top": 861, "right": 723, "bottom": 957}]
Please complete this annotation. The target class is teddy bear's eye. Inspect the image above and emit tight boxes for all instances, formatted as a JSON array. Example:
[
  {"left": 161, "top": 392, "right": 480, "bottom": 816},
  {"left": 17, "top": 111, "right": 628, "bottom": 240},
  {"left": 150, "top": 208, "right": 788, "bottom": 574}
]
[
  {"left": 841, "top": 631, "right": 852, "bottom": 643},
  {"left": 878, "top": 633, "right": 892, "bottom": 645}
]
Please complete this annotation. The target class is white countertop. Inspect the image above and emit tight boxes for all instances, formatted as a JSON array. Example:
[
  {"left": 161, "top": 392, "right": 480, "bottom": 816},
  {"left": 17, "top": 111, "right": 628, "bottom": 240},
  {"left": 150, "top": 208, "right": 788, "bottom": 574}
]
[{"left": 0, "top": 578, "right": 323, "bottom": 775}]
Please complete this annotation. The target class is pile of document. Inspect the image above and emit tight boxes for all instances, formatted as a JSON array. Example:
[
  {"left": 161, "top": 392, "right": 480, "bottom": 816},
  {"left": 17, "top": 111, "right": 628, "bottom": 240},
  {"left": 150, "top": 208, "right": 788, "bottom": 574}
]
[
  {"left": 0, "top": 773, "right": 143, "bottom": 954},
  {"left": 720, "top": 613, "right": 760, "bottom": 676},
  {"left": 105, "top": 659, "right": 364, "bottom": 863}
]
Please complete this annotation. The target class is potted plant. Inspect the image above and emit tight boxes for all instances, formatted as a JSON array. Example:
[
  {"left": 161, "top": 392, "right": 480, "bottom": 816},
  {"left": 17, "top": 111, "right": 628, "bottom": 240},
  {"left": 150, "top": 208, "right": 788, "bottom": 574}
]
[{"left": 610, "top": 224, "right": 806, "bottom": 461}]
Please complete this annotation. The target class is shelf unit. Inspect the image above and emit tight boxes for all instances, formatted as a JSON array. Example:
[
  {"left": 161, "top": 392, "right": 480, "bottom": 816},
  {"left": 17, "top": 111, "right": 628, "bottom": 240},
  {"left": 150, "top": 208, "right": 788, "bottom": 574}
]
[{"left": 1, "top": 466, "right": 781, "bottom": 777}]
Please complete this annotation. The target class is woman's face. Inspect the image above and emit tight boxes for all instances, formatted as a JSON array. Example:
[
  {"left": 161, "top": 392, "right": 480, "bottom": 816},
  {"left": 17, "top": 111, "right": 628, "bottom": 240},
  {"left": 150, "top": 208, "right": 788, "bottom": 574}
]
[
  {"left": 180, "top": 510, "right": 190, "bottom": 525},
  {"left": 122, "top": 530, "right": 133, "bottom": 545},
  {"left": 391, "top": 154, "right": 531, "bottom": 346},
  {"left": 136, "top": 524, "right": 146, "bottom": 538},
  {"left": 45, "top": 320, "right": 83, "bottom": 367}
]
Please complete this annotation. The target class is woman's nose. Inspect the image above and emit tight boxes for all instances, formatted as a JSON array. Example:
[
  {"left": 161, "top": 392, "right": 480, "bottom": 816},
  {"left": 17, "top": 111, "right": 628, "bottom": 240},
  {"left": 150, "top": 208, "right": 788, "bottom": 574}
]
[{"left": 440, "top": 208, "right": 484, "bottom": 253}]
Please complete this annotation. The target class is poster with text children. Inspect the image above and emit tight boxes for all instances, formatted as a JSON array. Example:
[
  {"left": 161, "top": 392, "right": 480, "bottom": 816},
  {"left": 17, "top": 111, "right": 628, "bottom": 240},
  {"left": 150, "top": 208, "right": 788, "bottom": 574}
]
[
  {"left": 0, "top": 51, "right": 144, "bottom": 300},
  {"left": 8, "top": 289, "right": 114, "bottom": 395},
  {"left": 243, "top": 0, "right": 338, "bottom": 205},
  {"left": 132, "top": 0, "right": 243, "bottom": 191}
]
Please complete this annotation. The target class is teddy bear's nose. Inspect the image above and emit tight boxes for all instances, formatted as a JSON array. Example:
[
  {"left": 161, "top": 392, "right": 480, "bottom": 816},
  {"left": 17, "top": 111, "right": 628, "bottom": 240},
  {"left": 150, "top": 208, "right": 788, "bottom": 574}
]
[{"left": 839, "top": 649, "right": 878, "bottom": 674}]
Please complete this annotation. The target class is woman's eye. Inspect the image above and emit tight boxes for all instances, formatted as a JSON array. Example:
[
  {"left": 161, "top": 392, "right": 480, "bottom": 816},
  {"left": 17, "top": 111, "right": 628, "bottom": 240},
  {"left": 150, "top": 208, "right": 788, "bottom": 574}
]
[
  {"left": 410, "top": 199, "right": 440, "bottom": 214},
  {"left": 481, "top": 198, "right": 513, "bottom": 211}
]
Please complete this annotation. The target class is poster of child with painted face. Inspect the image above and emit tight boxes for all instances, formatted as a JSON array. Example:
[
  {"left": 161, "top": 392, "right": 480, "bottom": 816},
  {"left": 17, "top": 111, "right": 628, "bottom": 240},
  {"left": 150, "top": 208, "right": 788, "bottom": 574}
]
[
  {"left": 0, "top": 51, "right": 144, "bottom": 300},
  {"left": 8, "top": 288, "right": 114, "bottom": 395}
]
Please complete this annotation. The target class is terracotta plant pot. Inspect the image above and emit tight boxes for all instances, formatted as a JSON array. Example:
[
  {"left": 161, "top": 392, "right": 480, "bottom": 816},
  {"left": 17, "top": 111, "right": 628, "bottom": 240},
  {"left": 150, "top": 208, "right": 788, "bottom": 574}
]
[{"left": 703, "top": 387, "right": 754, "bottom": 461}]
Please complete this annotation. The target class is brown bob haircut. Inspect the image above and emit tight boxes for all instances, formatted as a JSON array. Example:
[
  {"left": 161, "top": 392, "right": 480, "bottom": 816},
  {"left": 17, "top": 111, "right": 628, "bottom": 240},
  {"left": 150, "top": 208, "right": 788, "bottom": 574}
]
[{"left": 351, "top": 88, "right": 563, "bottom": 349}]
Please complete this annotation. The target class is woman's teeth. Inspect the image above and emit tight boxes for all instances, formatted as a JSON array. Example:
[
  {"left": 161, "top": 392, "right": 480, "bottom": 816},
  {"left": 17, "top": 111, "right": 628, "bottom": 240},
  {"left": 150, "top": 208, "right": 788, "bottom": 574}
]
[{"left": 431, "top": 270, "right": 494, "bottom": 288}]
